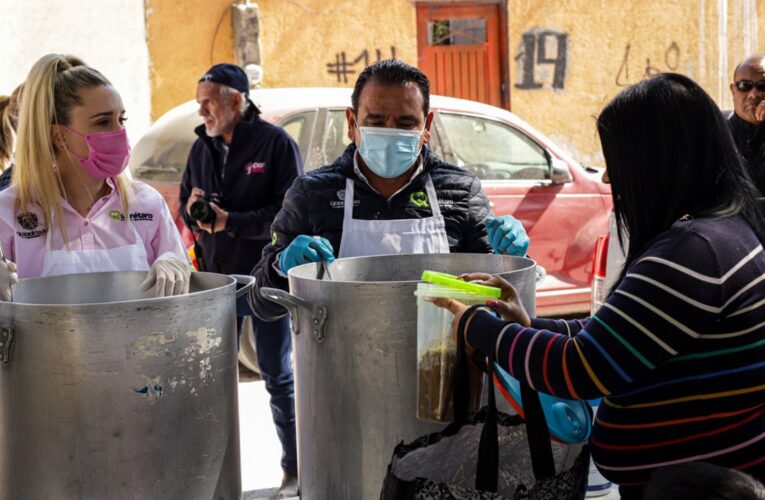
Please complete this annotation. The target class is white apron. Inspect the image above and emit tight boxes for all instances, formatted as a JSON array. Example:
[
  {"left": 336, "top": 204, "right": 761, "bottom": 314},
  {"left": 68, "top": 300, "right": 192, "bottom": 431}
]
[
  {"left": 338, "top": 175, "right": 451, "bottom": 258},
  {"left": 41, "top": 216, "right": 150, "bottom": 277}
]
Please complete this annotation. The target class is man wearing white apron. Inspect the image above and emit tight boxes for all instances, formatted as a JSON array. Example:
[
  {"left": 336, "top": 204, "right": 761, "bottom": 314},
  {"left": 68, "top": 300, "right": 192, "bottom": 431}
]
[{"left": 251, "top": 59, "right": 529, "bottom": 320}]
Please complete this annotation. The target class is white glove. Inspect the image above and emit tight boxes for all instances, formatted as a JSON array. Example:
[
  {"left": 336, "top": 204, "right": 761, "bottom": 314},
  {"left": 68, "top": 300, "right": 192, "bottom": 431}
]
[
  {"left": 140, "top": 253, "right": 191, "bottom": 297},
  {"left": 0, "top": 260, "right": 18, "bottom": 302}
]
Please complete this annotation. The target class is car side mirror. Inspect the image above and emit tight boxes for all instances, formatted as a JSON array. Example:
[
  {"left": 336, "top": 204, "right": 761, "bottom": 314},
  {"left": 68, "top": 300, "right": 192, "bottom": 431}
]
[{"left": 550, "top": 157, "right": 572, "bottom": 184}]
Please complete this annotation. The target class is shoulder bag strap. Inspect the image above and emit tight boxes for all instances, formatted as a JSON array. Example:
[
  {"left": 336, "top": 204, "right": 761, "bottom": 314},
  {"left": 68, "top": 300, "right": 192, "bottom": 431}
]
[{"left": 520, "top": 381, "right": 556, "bottom": 480}]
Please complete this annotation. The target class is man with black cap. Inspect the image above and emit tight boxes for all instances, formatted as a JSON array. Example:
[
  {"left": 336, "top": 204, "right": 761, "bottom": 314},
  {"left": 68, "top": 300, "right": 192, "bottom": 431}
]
[{"left": 179, "top": 63, "right": 302, "bottom": 496}]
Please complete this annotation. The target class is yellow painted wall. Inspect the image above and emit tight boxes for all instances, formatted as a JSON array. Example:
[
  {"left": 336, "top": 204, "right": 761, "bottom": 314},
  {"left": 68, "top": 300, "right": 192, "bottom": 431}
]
[
  {"left": 145, "top": 0, "right": 235, "bottom": 120},
  {"left": 506, "top": 0, "right": 708, "bottom": 163},
  {"left": 146, "top": 0, "right": 763, "bottom": 163},
  {"left": 256, "top": 0, "right": 418, "bottom": 87}
]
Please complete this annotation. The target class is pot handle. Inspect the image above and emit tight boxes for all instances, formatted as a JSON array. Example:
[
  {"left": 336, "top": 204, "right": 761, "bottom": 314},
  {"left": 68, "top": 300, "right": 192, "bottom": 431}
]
[
  {"left": 0, "top": 326, "right": 14, "bottom": 364},
  {"left": 231, "top": 274, "right": 256, "bottom": 299},
  {"left": 260, "top": 287, "right": 328, "bottom": 342}
]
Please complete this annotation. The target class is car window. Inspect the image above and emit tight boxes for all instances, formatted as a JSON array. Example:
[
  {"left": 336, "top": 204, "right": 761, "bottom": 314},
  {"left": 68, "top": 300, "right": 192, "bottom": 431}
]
[
  {"left": 278, "top": 111, "right": 317, "bottom": 167},
  {"left": 439, "top": 112, "right": 550, "bottom": 181},
  {"left": 316, "top": 110, "right": 352, "bottom": 170}
]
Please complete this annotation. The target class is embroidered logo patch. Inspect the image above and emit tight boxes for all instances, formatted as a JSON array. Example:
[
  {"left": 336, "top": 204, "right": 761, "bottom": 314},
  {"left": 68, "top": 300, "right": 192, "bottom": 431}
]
[
  {"left": 129, "top": 212, "right": 154, "bottom": 222},
  {"left": 331, "top": 189, "right": 359, "bottom": 208},
  {"left": 245, "top": 162, "right": 266, "bottom": 175},
  {"left": 409, "top": 191, "right": 429, "bottom": 208},
  {"left": 109, "top": 210, "right": 123, "bottom": 220},
  {"left": 17, "top": 229, "right": 46, "bottom": 239},
  {"left": 16, "top": 212, "right": 38, "bottom": 230}
]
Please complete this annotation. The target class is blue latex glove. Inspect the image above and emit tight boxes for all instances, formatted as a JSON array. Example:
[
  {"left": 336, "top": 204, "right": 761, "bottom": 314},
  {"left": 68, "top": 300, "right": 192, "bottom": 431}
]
[
  {"left": 279, "top": 235, "right": 335, "bottom": 274},
  {"left": 485, "top": 216, "right": 530, "bottom": 256}
]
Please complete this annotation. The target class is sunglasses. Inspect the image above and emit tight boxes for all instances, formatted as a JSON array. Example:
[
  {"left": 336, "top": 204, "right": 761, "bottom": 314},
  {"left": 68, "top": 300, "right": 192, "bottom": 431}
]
[{"left": 734, "top": 80, "right": 765, "bottom": 92}]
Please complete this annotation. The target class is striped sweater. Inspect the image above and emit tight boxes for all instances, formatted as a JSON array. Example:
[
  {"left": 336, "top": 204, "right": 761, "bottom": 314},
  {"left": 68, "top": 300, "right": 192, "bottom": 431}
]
[{"left": 467, "top": 215, "right": 765, "bottom": 488}]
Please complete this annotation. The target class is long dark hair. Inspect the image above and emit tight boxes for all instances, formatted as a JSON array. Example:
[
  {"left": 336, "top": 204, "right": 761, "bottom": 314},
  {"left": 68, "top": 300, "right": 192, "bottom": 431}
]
[{"left": 597, "top": 73, "right": 765, "bottom": 286}]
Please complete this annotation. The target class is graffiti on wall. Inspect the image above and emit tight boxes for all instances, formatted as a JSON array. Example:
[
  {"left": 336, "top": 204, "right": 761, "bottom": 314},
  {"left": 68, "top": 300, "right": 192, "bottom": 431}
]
[
  {"left": 515, "top": 29, "right": 569, "bottom": 90},
  {"left": 615, "top": 42, "right": 681, "bottom": 86},
  {"left": 326, "top": 47, "right": 397, "bottom": 83}
]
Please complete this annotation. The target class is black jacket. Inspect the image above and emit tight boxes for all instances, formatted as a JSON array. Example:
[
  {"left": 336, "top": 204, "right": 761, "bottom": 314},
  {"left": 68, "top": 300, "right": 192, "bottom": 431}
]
[
  {"left": 180, "top": 108, "right": 302, "bottom": 275},
  {"left": 727, "top": 110, "right": 765, "bottom": 196},
  {"left": 251, "top": 143, "right": 492, "bottom": 320}
]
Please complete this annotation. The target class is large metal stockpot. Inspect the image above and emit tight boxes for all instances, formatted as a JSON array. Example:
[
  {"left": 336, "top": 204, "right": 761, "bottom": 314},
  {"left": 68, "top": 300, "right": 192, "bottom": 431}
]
[
  {"left": 0, "top": 271, "right": 253, "bottom": 500},
  {"left": 261, "top": 253, "right": 536, "bottom": 500}
]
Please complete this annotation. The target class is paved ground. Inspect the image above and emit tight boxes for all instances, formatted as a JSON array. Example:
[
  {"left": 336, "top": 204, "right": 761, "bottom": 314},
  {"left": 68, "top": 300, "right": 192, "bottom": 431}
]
[
  {"left": 238, "top": 369, "right": 298, "bottom": 499},
  {"left": 237, "top": 368, "right": 619, "bottom": 499}
]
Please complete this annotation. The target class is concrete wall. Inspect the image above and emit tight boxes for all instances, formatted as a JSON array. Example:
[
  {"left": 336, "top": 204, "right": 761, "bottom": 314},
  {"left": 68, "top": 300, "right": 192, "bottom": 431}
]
[
  {"left": 147, "top": 0, "right": 764, "bottom": 163},
  {"left": 0, "top": 0, "right": 152, "bottom": 144}
]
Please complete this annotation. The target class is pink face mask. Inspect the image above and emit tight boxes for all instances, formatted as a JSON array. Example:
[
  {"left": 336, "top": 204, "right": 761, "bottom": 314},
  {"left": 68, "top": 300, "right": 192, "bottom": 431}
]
[{"left": 62, "top": 126, "right": 131, "bottom": 179}]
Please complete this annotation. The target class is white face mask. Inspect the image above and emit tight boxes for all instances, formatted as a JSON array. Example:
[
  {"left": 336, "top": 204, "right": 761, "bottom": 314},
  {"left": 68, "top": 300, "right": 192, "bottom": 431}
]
[{"left": 357, "top": 126, "right": 423, "bottom": 178}]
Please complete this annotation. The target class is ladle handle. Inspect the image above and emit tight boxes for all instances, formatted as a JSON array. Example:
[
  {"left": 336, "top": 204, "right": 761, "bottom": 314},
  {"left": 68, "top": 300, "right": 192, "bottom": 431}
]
[
  {"left": 260, "top": 287, "right": 328, "bottom": 342},
  {"left": 231, "top": 274, "right": 256, "bottom": 299}
]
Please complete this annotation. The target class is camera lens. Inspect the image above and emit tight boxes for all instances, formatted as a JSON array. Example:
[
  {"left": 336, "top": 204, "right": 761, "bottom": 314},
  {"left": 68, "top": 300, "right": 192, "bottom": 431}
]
[{"left": 189, "top": 200, "right": 215, "bottom": 224}]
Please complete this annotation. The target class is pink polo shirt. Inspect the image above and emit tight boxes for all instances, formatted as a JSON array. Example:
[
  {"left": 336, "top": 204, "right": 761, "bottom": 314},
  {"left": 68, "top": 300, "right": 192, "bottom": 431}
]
[{"left": 0, "top": 180, "right": 188, "bottom": 278}]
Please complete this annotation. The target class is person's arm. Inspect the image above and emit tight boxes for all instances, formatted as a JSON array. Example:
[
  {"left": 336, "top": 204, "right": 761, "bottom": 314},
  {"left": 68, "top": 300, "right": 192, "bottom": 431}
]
[
  {"left": 467, "top": 232, "right": 720, "bottom": 400},
  {"left": 147, "top": 194, "right": 190, "bottom": 265},
  {"left": 458, "top": 177, "right": 493, "bottom": 253},
  {"left": 0, "top": 210, "right": 14, "bottom": 263},
  {"left": 529, "top": 317, "right": 589, "bottom": 337},
  {"left": 250, "top": 178, "right": 314, "bottom": 320},
  {"left": 225, "top": 134, "right": 303, "bottom": 241}
]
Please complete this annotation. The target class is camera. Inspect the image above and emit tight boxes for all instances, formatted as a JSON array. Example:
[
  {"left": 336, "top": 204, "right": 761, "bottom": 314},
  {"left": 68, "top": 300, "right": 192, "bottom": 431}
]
[{"left": 189, "top": 193, "right": 223, "bottom": 224}]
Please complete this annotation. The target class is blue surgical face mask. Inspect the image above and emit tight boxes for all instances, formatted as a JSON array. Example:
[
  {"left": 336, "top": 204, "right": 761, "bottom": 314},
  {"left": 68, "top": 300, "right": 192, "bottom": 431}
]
[{"left": 357, "top": 126, "right": 423, "bottom": 179}]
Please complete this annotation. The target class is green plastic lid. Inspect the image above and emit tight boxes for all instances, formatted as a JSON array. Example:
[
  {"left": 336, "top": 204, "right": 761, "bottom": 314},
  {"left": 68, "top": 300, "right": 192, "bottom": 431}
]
[{"left": 420, "top": 270, "right": 501, "bottom": 299}]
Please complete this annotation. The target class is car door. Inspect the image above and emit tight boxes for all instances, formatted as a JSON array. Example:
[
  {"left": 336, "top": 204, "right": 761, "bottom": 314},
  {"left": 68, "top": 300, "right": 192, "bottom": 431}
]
[
  {"left": 276, "top": 110, "right": 318, "bottom": 170},
  {"left": 433, "top": 110, "right": 609, "bottom": 315}
]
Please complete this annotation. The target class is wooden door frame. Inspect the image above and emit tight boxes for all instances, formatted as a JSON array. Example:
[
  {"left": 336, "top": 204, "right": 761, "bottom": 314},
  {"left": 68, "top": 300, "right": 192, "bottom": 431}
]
[{"left": 415, "top": 0, "right": 510, "bottom": 110}]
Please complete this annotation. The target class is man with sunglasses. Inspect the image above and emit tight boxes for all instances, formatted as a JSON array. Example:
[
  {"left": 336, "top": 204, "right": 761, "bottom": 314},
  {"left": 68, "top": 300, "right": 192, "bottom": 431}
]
[{"left": 728, "top": 55, "right": 765, "bottom": 196}]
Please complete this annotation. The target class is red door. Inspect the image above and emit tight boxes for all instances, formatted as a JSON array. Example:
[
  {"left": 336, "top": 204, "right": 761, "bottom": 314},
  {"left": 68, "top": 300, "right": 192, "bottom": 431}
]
[{"left": 416, "top": 2, "right": 508, "bottom": 108}]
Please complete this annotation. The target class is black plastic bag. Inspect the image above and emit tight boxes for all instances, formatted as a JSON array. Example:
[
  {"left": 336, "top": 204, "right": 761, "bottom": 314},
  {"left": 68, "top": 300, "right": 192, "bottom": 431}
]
[{"left": 380, "top": 306, "right": 590, "bottom": 500}]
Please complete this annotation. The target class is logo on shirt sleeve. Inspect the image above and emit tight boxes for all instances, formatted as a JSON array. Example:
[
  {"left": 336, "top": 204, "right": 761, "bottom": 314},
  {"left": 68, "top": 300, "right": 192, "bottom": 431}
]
[{"left": 244, "top": 162, "right": 267, "bottom": 175}]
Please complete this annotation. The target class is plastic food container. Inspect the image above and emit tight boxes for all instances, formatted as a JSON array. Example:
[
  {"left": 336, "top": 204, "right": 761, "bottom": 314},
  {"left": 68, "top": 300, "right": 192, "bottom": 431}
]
[{"left": 415, "top": 271, "right": 501, "bottom": 423}]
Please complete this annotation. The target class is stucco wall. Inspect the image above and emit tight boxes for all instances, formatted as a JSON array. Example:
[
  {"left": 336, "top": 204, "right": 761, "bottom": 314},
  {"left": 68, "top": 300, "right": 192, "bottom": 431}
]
[
  {"left": 145, "top": 0, "right": 235, "bottom": 120},
  {"left": 0, "top": 0, "right": 152, "bottom": 144},
  {"left": 507, "top": 0, "right": 709, "bottom": 164},
  {"left": 256, "top": 0, "right": 418, "bottom": 87},
  {"left": 147, "top": 0, "right": 763, "bottom": 163}
]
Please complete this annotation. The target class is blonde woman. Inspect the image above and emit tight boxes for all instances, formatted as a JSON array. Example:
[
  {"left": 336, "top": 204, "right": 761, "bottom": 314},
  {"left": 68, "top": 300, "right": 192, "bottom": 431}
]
[{"left": 0, "top": 54, "right": 190, "bottom": 300}]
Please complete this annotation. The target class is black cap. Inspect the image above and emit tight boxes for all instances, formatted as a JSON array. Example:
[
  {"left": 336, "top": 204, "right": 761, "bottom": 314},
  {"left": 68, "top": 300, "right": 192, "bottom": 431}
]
[{"left": 199, "top": 63, "right": 249, "bottom": 95}]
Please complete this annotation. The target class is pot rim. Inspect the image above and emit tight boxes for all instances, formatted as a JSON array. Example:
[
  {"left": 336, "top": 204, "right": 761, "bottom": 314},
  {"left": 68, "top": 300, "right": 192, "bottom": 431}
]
[
  {"left": 287, "top": 253, "right": 538, "bottom": 285},
  {"left": 3, "top": 271, "right": 236, "bottom": 308}
]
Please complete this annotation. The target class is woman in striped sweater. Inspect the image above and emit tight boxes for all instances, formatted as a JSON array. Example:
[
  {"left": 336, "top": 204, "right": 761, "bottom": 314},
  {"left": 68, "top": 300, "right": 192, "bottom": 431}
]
[{"left": 435, "top": 73, "right": 765, "bottom": 499}]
